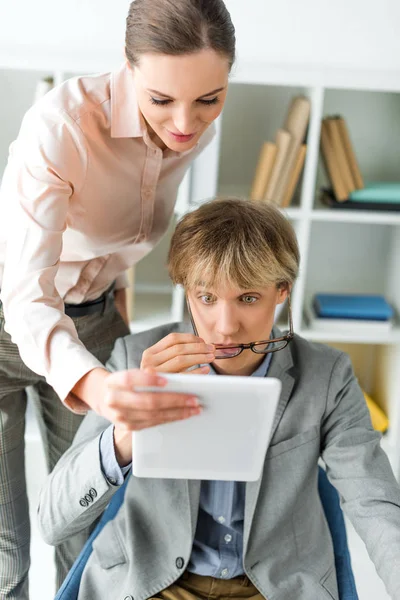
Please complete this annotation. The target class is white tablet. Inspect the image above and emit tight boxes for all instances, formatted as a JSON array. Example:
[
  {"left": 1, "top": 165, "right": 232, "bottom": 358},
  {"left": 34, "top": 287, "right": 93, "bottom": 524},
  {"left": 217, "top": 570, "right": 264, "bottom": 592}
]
[{"left": 131, "top": 373, "right": 281, "bottom": 481}]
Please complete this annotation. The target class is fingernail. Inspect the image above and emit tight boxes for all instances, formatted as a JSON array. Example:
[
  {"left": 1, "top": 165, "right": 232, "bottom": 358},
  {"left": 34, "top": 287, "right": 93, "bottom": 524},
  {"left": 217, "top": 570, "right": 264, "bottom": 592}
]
[
  {"left": 206, "top": 354, "right": 214, "bottom": 360},
  {"left": 186, "top": 397, "right": 199, "bottom": 407},
  {"left": 156, "top": 376, "right": 167, "bottom": 386},
  {"left": 206, "top": 344, "right": 215, "bottom": 351},
  {"left": 189, "top": 407, "right": 202, "bottom": 416}
]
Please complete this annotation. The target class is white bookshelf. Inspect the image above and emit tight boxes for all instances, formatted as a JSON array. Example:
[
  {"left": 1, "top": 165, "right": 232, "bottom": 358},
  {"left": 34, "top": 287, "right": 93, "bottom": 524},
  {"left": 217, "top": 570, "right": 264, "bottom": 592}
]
[
  {"left": 179, "top": 67, "right": 400, "bottom": 479},
  {"left": 1, "top": 57, "right": 400, "bottom": 478}
]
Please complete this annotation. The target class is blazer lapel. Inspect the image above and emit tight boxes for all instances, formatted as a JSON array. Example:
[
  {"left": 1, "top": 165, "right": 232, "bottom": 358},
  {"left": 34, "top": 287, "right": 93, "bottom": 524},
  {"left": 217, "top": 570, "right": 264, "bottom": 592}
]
[
  {"left": 244, "top": 340, "right": 296, "bottom": 548},
  {"left": 187, "top": 479, "right": 201, "bottom": 539}
]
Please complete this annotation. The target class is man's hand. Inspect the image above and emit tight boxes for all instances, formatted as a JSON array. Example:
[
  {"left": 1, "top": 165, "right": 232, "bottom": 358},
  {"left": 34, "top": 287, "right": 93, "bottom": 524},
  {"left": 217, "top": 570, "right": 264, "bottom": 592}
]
[{"left": 141, "top": 332, "right": 215, "bottom": 374}]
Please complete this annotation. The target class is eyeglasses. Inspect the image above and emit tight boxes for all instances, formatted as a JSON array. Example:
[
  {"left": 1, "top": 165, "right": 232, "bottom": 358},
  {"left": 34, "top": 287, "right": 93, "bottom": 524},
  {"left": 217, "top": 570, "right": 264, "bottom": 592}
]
[{"left": 186, "top": 294, "right": 294, "bottom": 360}]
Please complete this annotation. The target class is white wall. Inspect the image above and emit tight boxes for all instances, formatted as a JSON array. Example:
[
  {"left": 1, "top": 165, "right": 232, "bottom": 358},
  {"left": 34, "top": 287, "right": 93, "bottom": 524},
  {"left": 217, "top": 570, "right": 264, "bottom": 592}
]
[{"left": 1, "top": 0, "right": 400, "bottom": 71}]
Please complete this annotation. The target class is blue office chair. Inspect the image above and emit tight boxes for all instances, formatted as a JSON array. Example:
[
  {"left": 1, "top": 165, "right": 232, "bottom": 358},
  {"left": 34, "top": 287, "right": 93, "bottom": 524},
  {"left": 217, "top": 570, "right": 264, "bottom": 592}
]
[{"left": 55, "top": 467, "right": 358, "bottom": 600}]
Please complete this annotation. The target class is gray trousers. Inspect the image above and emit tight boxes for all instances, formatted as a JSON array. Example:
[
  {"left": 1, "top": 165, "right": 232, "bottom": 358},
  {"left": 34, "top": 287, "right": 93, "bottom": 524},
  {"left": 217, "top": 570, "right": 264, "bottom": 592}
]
[{"left": 0, "top": 296, "right": 129, "bottom": 599}]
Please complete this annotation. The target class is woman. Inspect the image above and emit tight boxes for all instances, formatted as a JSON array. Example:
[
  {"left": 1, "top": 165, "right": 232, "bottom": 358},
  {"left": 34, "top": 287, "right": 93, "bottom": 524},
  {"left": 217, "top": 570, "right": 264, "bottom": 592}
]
[{"left": 0, "top": 0, "right": 235, "bottom": 596}]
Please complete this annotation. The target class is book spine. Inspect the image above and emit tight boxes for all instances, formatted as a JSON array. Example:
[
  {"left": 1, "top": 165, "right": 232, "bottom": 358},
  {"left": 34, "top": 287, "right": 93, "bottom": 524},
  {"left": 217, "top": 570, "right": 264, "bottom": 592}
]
[
  {"left": 281, "top": 144, "right": 307, "bottom": 208},
  {"left": 273, "top": 96, "right": 311, "bottom": 206},
  {"left": 249, "top": 142, "right": 277, "bottom": 201},
  {"left": 335, "top": 116, "right": 364, "bottom": 190},
  {"left": 325, "top": 118, "right": 356, "bottom": 195},
  {"left": 320, "top": 120, "right": 348, "bottom": 202},
  {"left": 264, "top": 129, "right": 291, "bottom": 203}
]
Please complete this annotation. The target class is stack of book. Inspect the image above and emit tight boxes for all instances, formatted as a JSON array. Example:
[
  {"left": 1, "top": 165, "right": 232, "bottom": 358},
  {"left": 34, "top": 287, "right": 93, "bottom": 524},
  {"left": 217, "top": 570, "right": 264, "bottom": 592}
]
[
  {"left": 249, "top": 95, "right": 310, "bottom": 208},
  {"left": 320, "top": 183, "right": 400, "bottom": 212},
  {"left": 320, "top": 116, "right": 364, "bottom": 202},
  {"left": 306, "top": 293, "right": 395, "bottom": 334},
  {"left": 320, "top": 115, "right": 400, "bottom": 210}
]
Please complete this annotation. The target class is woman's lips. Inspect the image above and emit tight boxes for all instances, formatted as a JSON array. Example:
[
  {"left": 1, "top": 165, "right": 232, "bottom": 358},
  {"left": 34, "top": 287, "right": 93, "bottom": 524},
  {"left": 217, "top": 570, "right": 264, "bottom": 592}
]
[{"left": 167, "top": 130, "right": 196, "bottom": 143}]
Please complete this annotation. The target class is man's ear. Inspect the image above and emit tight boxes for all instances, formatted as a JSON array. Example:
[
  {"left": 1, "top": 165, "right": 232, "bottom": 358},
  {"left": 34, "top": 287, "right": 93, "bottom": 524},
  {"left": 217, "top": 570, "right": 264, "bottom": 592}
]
[{"left": 277, "top": 283, "right": 290, "bottom": 304}]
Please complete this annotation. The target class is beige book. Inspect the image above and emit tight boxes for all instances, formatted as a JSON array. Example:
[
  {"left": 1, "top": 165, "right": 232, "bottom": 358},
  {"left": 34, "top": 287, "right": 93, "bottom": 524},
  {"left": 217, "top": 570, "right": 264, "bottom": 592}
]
[
  {"left": 325, "top": 118, "right": 356, "bottom": 195},
  {"left": 249, "top": 142, "right": 277, "bottom": 200},
  {"left": 264, "top": 129, "right": 291, "bottom": 203},
  {"left": 273, "top": 96, "right": 311, "bottom": 205},
  {"left": 281, "top": 144, "right": 307, "bottom": 208},
  {"left": 335, "top": 116, "right": 364, "bottom": 189},
  {"left": 320, "top": 120, "right": 348, "bottom": 202}
]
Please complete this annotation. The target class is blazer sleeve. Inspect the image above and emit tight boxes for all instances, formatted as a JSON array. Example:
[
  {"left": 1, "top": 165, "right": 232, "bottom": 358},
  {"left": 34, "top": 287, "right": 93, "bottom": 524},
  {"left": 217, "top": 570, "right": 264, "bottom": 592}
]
[
  {"left": 37, "top": 337, "right": 128, "bottom": 545},
  {"left": 321, "top": 352, "right": 400, "bottom": 599}
]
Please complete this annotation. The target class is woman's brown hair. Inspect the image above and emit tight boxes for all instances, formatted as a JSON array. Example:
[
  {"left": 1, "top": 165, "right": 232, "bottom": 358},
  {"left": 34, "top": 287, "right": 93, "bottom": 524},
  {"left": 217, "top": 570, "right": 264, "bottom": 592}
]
[{"left": 125, "top": 0, "right": 236, "bottom": 70}]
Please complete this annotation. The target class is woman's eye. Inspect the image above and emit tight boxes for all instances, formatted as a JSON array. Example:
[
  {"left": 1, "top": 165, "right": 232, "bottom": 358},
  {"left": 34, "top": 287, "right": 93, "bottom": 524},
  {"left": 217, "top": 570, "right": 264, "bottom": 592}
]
[
  {"left": 241, "top": 296, "right": 257, "bottom": 304},
  {"left": 150, "top": 97, "right": 171, "bottom": 106},
  {"left": 198, "top": 97, "right": 219, "bottom": 106}
]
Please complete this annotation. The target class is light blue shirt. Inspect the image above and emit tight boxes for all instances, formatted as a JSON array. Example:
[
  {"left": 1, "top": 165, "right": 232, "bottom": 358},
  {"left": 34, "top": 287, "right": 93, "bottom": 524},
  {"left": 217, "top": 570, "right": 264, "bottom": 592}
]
[{"left": 99, "top": 354, "right": 271, "bottom": 579}]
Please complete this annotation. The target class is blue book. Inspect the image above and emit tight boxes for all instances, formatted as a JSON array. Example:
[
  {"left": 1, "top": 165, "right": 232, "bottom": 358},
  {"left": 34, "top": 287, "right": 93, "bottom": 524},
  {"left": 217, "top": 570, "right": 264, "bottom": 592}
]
[{"left": 313, "top": 294, "right": 394, "bottom": 321}]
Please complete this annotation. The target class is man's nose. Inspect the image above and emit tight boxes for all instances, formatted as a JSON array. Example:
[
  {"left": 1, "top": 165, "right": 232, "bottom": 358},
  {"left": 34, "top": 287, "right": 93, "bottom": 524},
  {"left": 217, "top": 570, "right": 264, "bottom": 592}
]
[{"left": 216, "top": 306, "right": 240, "bottom": 338}]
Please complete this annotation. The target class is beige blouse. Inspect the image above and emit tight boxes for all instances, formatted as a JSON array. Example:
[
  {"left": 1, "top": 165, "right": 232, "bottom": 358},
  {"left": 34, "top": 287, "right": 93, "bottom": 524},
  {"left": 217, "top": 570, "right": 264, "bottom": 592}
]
[{"left": 0, "top": 63, "right": 214, "bottom": 409}]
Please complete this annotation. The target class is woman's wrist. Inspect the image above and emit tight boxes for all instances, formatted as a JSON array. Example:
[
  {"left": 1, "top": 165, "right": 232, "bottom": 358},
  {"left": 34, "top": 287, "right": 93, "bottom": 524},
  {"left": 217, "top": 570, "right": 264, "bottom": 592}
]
[{"left": 71, "top": 367, "right": 110, "bottom": 413}]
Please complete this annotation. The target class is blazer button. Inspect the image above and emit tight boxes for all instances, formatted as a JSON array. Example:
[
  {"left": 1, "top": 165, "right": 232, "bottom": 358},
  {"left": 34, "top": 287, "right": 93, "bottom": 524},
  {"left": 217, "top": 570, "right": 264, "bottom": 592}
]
[
  {"left": 124, "top": 596, "right": 134, "bottom": 600},
  {"left": 79, "top": 498, "right": 89, "bottom": 507},
  {"left": 176, "top": 557, "right": 184, "bottom": 569},
  {"left": 89, "top": 487, "right": 97, "bottom": 498}
]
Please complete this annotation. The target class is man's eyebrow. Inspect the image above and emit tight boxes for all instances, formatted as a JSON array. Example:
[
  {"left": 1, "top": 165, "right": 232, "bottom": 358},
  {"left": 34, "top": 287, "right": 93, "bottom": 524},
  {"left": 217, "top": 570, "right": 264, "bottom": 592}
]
[{"left": 147, "top": 87, "right": 226, "bottom": 100}]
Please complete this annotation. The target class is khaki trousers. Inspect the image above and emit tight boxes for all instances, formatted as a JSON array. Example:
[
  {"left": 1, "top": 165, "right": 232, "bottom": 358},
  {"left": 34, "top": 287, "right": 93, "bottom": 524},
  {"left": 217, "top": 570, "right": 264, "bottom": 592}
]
[
  {"left": 151, "top": 571, "right": 266, "bottom": 600},
  {"left": 0, "top": 297, "right": 129, "bottom": 599}
]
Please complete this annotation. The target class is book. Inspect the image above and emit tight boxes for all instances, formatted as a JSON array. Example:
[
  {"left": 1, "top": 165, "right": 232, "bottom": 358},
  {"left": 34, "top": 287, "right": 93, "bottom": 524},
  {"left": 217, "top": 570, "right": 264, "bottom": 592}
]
[
  {"left": 324, "top": 118, "right": 356, "bottom": 196},
  {"left": 334, "top": 116, "right": 364, "bottom": 189},
  {"left": 249, "top": 142, "right": 277, "bottom": 200},
  {"left": 320, "top": 121, "right": 348, "bottom": 202},
  {"left": 350, "top": 182, "right": 400, "bottom": 202},
  {"left": 305, "top": 303, "right": 394, "bottom": 334},
  {"left": 273, "top": 96, "right": 311, "bottom": 206},
  {"left": 263, "top": 129, "right": 291, "bottom": 203},
  {"left": 320, "top": 187, "right": 400, "bottom": 211},
  {"left": 281, "top": 144, "right": 307, "bottom": 208},
  {"left": 313, "top": 294, "right": 394, "bottom": 321}
]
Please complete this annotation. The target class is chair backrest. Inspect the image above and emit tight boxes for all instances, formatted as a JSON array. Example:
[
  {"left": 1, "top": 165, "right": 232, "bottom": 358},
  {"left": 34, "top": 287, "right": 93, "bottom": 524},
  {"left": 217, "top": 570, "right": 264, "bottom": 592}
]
[
  {"left": 56, "top": 467, "right": 358, "bottom": 600},
  {"left": 55, "top": 475, "right": 130, "bottom": 600},
  {"left": 318, "top": 468, "right": 359, "bottom": 600}
]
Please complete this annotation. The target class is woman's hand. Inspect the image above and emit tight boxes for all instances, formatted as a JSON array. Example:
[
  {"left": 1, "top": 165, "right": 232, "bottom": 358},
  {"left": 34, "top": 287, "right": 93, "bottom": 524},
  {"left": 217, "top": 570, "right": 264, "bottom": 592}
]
[
  {"left": 73, "top": 334, "right": 215, "bottom": 464},
  {"left": 141, "top": 332, "right": 215, "bottom": 374}
]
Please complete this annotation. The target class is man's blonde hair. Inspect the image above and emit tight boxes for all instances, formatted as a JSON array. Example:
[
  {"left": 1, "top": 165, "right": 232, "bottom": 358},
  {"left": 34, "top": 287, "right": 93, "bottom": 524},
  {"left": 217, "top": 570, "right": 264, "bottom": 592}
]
[{"left": 168, "top": 197, "right": 300, "bottom": 290}]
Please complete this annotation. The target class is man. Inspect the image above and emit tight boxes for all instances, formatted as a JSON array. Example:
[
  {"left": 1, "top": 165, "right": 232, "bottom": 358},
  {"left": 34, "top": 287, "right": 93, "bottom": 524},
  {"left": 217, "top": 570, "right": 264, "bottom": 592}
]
[{"left": 38, "top": 198, "right": 400, "bottom": 600}]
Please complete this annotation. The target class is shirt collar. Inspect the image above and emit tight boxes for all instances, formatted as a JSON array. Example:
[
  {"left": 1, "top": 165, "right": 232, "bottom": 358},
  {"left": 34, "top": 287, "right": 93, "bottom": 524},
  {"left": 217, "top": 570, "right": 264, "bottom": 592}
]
[
  {"left": 110, "top": 62, "right": 145, "bottom": 139},
  {"left": 208, "top": 353, "right": 272, "bottom": 378}
]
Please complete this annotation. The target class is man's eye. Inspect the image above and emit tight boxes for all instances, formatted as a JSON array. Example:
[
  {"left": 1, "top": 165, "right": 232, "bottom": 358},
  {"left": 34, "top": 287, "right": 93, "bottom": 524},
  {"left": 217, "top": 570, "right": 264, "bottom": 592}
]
[
  {"left": 241, "top": 296, "right": 257, "bottom": 304},
  {"left": 150, "top": 97, "right": 171, "bottom": 106},
  {"left": 200, "top": 295, "right": 215, "bottom": 304}
]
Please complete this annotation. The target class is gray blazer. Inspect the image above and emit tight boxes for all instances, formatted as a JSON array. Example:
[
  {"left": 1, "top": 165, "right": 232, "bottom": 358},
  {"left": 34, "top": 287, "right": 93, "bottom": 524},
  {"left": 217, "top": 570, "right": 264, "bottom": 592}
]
[{"left": 38, "top": 323, "right": 400, "bottom": 600}]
